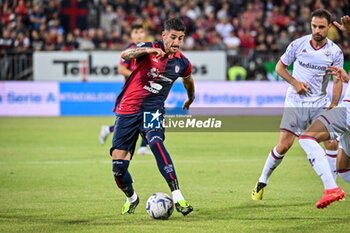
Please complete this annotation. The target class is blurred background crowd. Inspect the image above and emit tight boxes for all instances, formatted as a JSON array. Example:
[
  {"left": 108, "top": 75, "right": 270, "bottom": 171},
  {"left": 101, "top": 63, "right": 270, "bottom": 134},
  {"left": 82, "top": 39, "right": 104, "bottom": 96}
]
[{"left": 0, "top": 0, "right": 349, "bottom": 80}]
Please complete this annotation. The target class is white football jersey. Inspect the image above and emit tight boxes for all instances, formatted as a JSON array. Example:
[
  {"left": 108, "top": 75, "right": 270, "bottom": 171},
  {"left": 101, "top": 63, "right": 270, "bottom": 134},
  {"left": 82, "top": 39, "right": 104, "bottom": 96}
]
[{"left": 280, "top": 34, "right": 344, "bottom": 102}]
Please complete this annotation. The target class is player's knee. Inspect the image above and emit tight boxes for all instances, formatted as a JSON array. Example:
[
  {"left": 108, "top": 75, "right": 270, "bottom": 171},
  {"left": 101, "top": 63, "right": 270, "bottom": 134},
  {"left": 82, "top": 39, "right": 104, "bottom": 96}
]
[
  {"left": 300, "top": 128, "right": 321, "bottom": 139},
  {"left": 147, "top": 135, "right": 163, "bottom": 149},
  {"left": 278, "top": 131, "right": 296, "bottom": 154},
  {"left": 146, "top": 131, "right": 164, "bottom": 149},
  {"left": 276, "top": 143, "right": 292, "bottom": 154},
  {"left": 277, "top": 146, "right": 289, "bottom": 155},
  {"left": 324, "top": 140, "right": 338, "bottom": 150},
  {"left": 112, "top": 160, "right": 128, "bottom": 177}
]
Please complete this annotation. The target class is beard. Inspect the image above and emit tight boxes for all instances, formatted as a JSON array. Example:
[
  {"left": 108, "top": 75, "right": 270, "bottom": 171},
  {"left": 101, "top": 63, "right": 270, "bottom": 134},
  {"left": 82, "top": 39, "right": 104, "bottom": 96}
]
[{"left": 312, "top": 34, "right": 326, "bottom": 42}]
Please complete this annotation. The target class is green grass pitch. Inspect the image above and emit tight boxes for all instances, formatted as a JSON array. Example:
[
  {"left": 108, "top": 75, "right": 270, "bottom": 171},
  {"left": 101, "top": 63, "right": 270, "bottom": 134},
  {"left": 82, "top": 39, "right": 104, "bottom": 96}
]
[{"left": 0, "top": 117, "right": 349, "bottom": 233}]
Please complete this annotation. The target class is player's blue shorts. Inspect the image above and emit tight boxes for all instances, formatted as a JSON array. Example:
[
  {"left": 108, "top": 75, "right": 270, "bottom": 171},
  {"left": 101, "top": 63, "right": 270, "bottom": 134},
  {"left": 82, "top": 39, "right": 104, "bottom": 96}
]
[{"left": 110, "top": 111, "right": 165, "bottom": 156}]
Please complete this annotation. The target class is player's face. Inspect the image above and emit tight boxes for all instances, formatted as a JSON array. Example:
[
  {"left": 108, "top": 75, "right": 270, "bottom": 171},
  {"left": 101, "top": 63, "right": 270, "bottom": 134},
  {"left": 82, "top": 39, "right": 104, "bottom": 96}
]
[
  {"left": 131, "top": 28, "right": 145, "bottom": 44},
  {"left": 162, "top": 29, "right": 185, "bottom": 54},
  {"left": 311, "top": 17, "right": 330, "bottom": 42}
]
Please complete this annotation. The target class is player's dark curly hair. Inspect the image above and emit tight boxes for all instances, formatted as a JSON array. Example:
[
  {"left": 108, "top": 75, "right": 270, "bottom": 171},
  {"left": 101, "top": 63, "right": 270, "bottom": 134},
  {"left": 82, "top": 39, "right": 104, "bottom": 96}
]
[
  {"left": 164, "top": 18, "right": 186, "bottom": 32},
  {"left": 311, "top": 9, "right": 332, "bottom": 24},
  {"left": 131, "top": 24, "right": 143, "bottom": 30}
]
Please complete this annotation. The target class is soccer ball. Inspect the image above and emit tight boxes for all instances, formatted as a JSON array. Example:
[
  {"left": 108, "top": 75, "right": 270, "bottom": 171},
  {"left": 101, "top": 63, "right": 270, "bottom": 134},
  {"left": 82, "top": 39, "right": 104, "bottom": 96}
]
[{"left": 146, "top": 192, "right": 174, "bottom": 220}]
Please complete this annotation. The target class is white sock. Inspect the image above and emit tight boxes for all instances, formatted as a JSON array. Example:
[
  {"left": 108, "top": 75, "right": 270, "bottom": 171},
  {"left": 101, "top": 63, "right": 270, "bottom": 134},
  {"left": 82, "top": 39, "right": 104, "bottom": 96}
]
[
  {"left": 338, "top": 169, "right": 350, "bottom": 183},
  {"left": 325, "top": 149, "right": 338, "bottom": 181},
  {"left": 299, "top": 138, "right": 337, "bottom": 189},
  {"left": 127, "top": 192, "right": 138, "bottom": 203},
  {"left": 106, "top": 126, "right": 112, "bottom": 134},
  {"left": 258, "top": 147, "right": 284, "bottom": 184},
  {"left": 172, "top": 189, "right": 184, "bottom": 203}
]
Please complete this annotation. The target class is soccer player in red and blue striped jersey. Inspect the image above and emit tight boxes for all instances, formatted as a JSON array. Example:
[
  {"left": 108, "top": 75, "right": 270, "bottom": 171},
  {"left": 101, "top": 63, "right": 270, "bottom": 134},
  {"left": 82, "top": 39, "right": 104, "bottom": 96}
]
[
  {"left": 99, "top": 24, "right": 151, "bottom": 155},
  {"left": 110, "top": 18, "right": 195, "bottom": 216}
]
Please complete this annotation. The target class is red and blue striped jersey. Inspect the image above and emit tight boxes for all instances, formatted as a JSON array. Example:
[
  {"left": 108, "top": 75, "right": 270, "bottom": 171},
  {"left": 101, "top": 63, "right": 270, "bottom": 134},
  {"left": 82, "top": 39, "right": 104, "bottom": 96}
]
[{"left": 114, "top": 41, "right": 192, "bottom": 114}]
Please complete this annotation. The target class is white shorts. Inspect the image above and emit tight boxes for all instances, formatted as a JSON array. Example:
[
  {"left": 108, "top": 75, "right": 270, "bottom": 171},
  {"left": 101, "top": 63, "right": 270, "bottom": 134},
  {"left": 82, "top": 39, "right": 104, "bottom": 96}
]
[
  {"left": 318, "top": 101, "right": 350, "bottom": 156},
  {"left": 280, "top": 96, "right": 330, "bottom": 136},
  {"left": 339, "top": 131, "right": 350, "bottom": 156}
]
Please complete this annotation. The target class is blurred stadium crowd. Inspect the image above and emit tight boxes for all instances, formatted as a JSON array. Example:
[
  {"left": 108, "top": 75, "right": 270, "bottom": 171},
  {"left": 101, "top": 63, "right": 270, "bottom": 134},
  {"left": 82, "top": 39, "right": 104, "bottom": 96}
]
[
  {"left": 0, "top": 0, "right": 349, "bottom": 56},
  {"left": 0, "top": 0, "right": 349, "bottom": 82}
]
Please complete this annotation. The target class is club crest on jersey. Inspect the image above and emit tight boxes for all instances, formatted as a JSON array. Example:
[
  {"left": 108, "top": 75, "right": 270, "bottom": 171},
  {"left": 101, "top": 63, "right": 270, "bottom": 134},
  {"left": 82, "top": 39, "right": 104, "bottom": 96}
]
[
  {"left": 324, "top": 50, "right": 331, "bottom": 57},
  {"left": 175, "top": 65, "right": 180, "bottom": 73}
]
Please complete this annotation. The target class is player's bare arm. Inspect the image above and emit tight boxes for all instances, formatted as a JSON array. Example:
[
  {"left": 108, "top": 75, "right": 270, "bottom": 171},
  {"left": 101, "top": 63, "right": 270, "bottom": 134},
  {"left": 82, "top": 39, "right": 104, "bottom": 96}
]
[
  {"left": 328, "top": 66, "right": 350, "bottom": 83},
  {"left": 121, "top": 47, "right": 166, "bottom": 60},
  {"left": 333, "top": 15, "right": 350, "bottom": 33},
  {"left": 329, "top": 75, "right": 343, "bottom": 109},
  {"left": 275, "top": 60, "right": 308, "bottom": 95},
  {"left": 182, "top": 75, "right": 195, "bottom": 110}
]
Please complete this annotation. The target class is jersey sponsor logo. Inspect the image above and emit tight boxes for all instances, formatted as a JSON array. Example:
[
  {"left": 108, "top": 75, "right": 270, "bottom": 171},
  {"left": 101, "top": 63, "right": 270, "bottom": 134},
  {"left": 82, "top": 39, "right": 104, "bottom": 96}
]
[
  {"left": 147, "top": 67, "right": 159, "bottom": 78},
  {"left": 149, "top": 81, "right": 162, "bottom": 90},
  {"left": 143, "top": 81, "right": 163, "bottom": 94},
  {"left": 298, "top": 61, "right": 327, "bottom": 71},
  {"left": 159, "top": 75, "right": 173, "bottom": 83},
  {"left": 147, "top": 67, "right": 173, "bottom": 83}
]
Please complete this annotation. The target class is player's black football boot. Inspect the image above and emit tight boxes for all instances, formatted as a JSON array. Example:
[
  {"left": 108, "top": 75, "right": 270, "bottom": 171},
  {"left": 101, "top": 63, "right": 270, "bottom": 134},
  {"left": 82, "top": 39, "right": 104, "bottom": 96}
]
[
  {"left": 121, "top": 196, "right": 140, "bottom": 214},
  {"left": 175, "top": 200, "right": 193, "bottom": 216}
]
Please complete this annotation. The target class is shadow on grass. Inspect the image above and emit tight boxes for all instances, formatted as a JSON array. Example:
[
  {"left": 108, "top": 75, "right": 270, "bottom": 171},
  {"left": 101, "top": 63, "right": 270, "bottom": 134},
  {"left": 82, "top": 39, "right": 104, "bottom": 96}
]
[
  {"left": 0, "top": 213, "right": 159, "bottom": 227},
  {"left": 187, "top": 200, "right": 348, "bottom": 222},
  {"left": 1, "top": 199, "right": 349, "bottom": 230}
]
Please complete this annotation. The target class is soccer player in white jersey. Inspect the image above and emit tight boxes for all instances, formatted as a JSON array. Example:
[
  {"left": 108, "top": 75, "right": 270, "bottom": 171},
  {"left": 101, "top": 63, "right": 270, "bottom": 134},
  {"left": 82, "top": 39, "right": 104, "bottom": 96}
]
[
  {"left": 251, "top": 9, "right": 344, "bottom": 206},
  {"left": 296, "top": 15, "right": 350, "bottom": 208},
  {"left": 299, "top": 66, "right": 348, "bottom": 208}
]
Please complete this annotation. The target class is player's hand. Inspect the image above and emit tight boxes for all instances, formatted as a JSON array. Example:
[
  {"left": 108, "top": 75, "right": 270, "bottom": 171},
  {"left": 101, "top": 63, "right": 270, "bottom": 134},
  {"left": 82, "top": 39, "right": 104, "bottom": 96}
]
[
  {"left": 328, "top": 66, "right": 349, "bottom": 83},
  {"left": 148, "top": 48, "right": 166, "bottom": 58},
  {"left": 327, "top": 103, "right": 337, "bottom": 110},
  {"left": 293, "top": 81, "right": 309, "bottom": 95},
  {"left": 333, "top": 15, "right": 350, "bottom": 33},
  {"left": 182, "top": 98, "right": 194, "bottom": 110}
]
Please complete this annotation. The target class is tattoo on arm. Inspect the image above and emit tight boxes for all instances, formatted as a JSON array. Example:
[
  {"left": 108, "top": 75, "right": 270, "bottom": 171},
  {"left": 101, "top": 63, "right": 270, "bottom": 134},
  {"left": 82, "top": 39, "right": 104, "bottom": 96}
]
[{"left": 121, "top": 47, "right": 150, "bottom": 60}]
